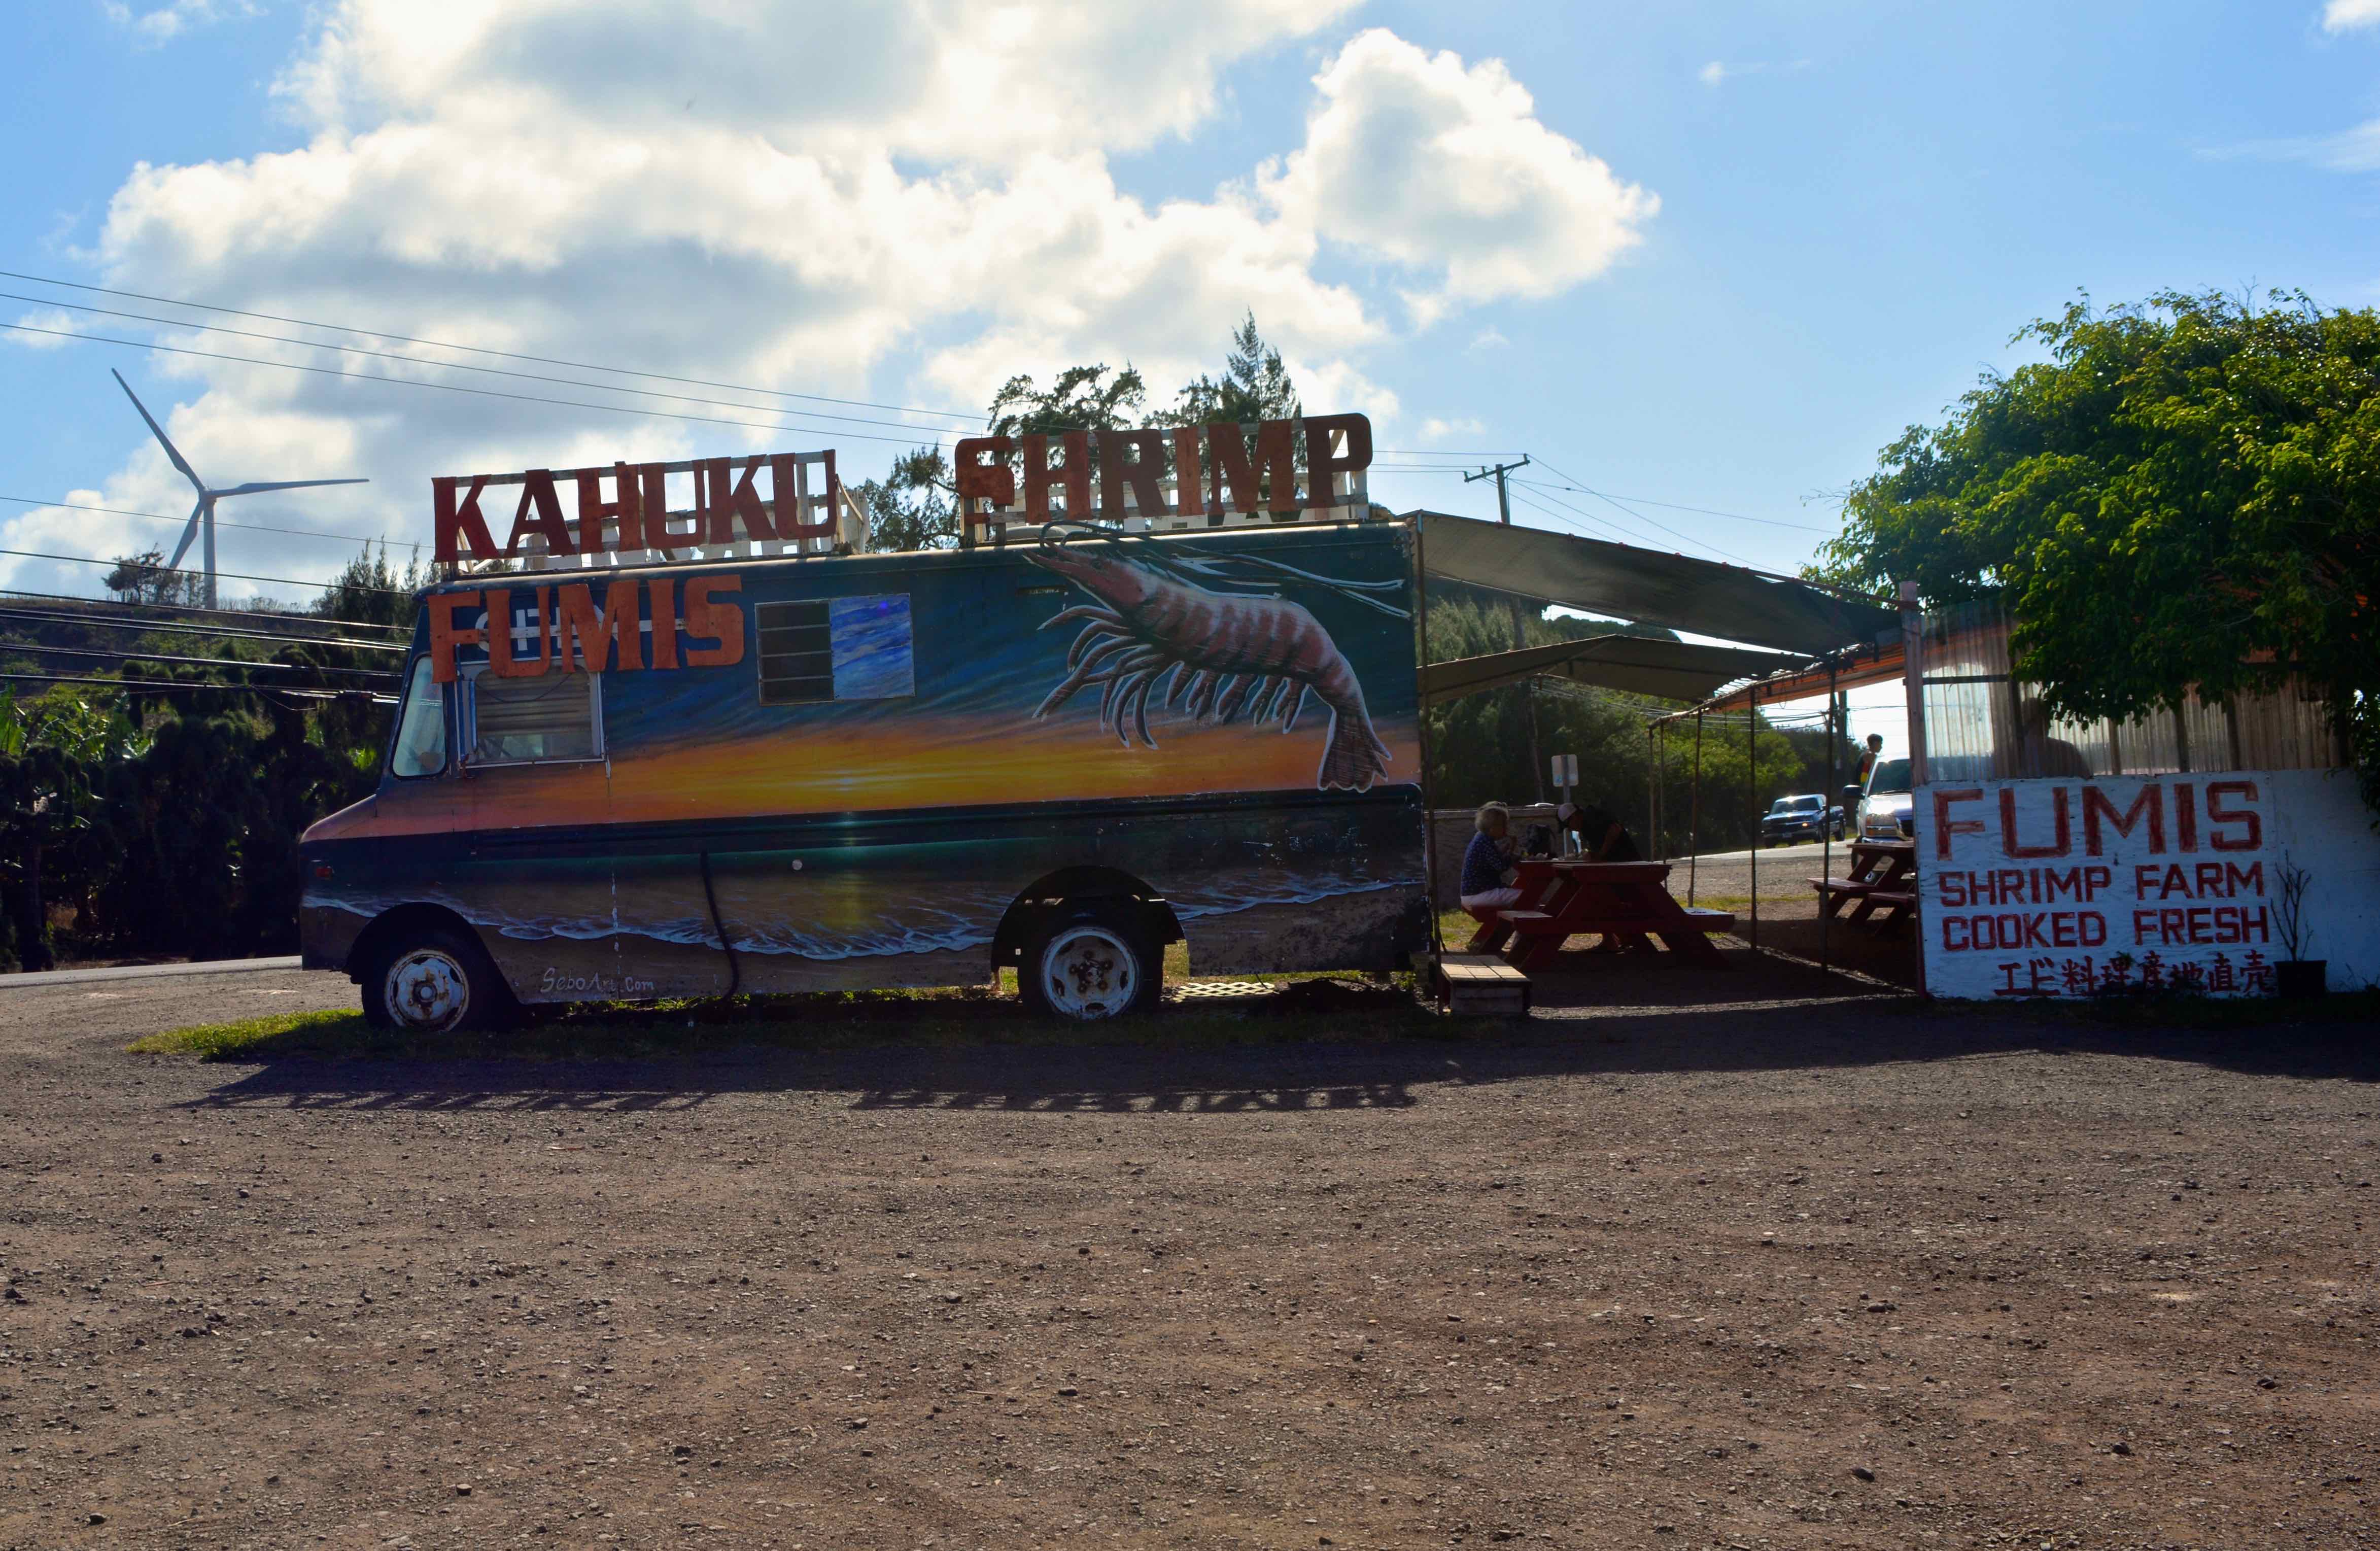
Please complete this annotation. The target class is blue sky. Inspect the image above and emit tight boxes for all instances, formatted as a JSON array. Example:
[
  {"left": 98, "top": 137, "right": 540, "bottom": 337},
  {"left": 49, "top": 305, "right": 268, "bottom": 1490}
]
[{"left": 5, "top": 0, "right": 2376, "bottom": 622}]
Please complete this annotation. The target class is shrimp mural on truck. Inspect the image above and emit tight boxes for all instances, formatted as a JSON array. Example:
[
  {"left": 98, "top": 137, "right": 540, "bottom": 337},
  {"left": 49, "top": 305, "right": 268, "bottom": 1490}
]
[
  {"left": 298, "top": 441, "right": 1430, "bottom": 1035},
  {"left": 1025, "top": 538, "right": 1395, "bottom": 791}
]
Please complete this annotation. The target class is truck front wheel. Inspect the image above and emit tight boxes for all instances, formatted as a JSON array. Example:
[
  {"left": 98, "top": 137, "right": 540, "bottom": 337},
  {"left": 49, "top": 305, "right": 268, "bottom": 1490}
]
[
  {"left": 361, "top": 926, "right": 513, "bottom": 1035},
  {"left": 1020, "top": 905, "right": 1161, "bottom": 1022}
]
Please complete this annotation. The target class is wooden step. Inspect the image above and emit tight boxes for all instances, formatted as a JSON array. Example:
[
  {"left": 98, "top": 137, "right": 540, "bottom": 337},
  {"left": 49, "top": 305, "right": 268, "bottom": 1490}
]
[
  {"left": 1433, "top": 953, "right": 1532, "bottom": 1017},
  {"left": 1680, "top": 907, "right": 1736, "bottom": 932}
]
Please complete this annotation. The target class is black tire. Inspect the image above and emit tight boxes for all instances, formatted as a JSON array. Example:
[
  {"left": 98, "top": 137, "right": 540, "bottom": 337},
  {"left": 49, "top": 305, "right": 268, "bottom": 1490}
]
[
  {"left": 360, "top": 925, "right": 514, "bottom": 1035},
  {"left": 1019, "top": 903, "right": 1161, "bottom": 1022}
]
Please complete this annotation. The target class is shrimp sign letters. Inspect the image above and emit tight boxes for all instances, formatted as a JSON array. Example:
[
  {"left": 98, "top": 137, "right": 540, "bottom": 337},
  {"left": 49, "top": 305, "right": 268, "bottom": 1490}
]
[{"left": 1917, "top": 775, "right": 2283, "bottom": 997}]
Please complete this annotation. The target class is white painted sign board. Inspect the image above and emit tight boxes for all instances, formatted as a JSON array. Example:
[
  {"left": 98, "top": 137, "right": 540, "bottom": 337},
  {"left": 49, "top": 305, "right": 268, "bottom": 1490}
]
[{"left": 1917, "top": 772, "right": 2318, "bottom": 999}]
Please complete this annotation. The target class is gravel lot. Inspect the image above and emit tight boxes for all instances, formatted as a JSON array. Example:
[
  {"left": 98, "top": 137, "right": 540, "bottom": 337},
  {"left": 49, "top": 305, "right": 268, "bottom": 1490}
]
[{"left": 1, "top": 957, "right": 2373, "bottom": 1549}]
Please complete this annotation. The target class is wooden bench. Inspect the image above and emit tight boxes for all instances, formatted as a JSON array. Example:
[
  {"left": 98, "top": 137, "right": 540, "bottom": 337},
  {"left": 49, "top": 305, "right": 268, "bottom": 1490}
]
[
  {"left": 1810, "top": 876, "right": 1916, "bottom": 924},
  {"left": 1432, "top": 953, "right": 1532, "bottom": 1017}
]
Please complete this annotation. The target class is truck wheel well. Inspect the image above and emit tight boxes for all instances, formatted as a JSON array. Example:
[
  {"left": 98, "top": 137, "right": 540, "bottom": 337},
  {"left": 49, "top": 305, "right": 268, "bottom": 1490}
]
[
  {"left": 346, "top": 903, "right": 487, "bottom": 981},
  {"left": 993, "top": 868, "right": 1183, "bottom": 964}
]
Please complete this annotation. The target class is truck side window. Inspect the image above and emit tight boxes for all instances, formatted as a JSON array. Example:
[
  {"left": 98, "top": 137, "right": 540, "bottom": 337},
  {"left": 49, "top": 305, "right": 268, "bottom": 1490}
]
[
  {"left": 756, "top": 594, "right": 913, "bottom": 705},
  {"left": 467, "top": 669, "right": 603, "bottom": 765},
  {"left": 389, "top": 657, "right": 447, "bottom": 778}
]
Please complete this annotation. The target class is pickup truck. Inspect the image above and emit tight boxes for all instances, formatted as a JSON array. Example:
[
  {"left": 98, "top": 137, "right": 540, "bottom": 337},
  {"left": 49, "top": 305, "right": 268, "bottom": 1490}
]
[{"left": 1760, "top": 794, "right": 1844, "bottom": 846}]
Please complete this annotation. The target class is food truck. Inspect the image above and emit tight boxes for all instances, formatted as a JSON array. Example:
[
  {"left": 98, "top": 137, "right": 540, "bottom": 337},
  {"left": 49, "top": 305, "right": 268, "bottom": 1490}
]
[{"left": 298, "top": 416, "right": 1431, "bottom": 1030}]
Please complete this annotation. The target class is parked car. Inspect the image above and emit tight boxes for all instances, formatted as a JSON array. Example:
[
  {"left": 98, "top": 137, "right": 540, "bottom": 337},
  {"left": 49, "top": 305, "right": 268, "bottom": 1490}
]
[
  {"left": 1760, "top": 793, "right": 1844, "bottom": 846},
  {"left": 1857, "top": 756, "right": 1915, "bottom": 840}
]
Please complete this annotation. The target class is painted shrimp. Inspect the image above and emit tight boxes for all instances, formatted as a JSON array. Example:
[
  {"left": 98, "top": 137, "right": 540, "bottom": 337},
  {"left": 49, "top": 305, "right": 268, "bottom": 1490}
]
[{"left": 1026, "top": 545, "right": 1394, "bottom": 792}]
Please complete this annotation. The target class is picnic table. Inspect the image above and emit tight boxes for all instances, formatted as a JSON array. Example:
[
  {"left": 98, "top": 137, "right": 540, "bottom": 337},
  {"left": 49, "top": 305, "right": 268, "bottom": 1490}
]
[
  {"left": 1464, "top": 858, "right": 1736, "bottom": 971},
  {"left": 1811, "top": 838, "right": 1917, "bottom": 926}
]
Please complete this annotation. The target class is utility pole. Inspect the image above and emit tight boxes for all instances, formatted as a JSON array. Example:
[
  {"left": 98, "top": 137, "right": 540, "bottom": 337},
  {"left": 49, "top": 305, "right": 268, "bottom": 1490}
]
[{"left": 1466, "top": 456, "right": 1542, "bottom": 801}]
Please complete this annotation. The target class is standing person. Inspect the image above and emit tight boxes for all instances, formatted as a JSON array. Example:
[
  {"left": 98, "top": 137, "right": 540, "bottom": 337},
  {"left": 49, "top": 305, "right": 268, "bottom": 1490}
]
[
  {"left": 1459, "top": 804, "right": 1525, "bottom": 916},
  {"left": 1844, "top": 733, "right": 1887, "bottom": 838},
  {"left": 1853, "top": 733, "right": 1885, "bottom": 789},
  {"left": 1557, "top": 797, "right": 1641, "bottom": 862}
]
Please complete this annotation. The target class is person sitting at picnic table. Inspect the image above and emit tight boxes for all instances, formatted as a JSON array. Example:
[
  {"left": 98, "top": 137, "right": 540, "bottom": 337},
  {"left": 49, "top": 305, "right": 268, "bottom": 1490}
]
[
  {"left": 1557, "top": 798, "right": 1641, "bottom": 862},
  {"left": 1459, "top": 803, "right": 1524, "bottom": 916}
]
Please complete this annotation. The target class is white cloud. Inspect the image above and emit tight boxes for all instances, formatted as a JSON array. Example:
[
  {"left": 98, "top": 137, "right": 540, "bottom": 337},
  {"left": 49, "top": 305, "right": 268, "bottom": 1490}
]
[
  {"left": 2222, "top": 117, "right": 2380, "bottom": 171},
  {"left": 1698, "top": 61, "right": 1729, "bottom": 86},
  {"left": 1260, "top": 29, "right": 1658, "bottom": 326},
  {"left": 1468, "top": 327, "right": 1508, "bottom": 351},
  {"left": 1417, "top": 416, "right": 1484, "bottom": 442},
  {"left": 10, "top": 5, "right": 1651, "bottom": 598},
  {"left": 2325, "top": 0, "right": 2380, "bottom": 32},
  {"left": 104, "top": 0, "right": 260, "bottom": 48}
]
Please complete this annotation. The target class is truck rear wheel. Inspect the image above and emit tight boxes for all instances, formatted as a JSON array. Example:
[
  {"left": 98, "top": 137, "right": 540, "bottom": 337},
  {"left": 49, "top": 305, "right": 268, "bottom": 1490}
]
[
  {"left": 1020, "top": 905, "right": 1160, "bottom": 1022},
  {"left": 361, "top": 925, "right": 513, "bottom": 1035}
]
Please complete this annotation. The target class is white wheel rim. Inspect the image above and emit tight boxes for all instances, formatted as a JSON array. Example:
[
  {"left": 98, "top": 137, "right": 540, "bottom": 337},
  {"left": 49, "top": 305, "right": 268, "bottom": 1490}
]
[
  {"left": 1039, "top": 925, "right": 1139, "bottom": 1021},
  {"left": 385, "top": 947, "right": 471, "bottom": 1033}
]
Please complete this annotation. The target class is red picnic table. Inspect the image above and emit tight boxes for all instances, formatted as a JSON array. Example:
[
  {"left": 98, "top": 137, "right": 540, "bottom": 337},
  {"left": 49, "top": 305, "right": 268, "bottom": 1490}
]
[
  {"left": 1811, "top": 839, "right": 1918, "bottom": 927},
  {"left": 1464, "top": 858, "right": 1737, "bottom": 971}
]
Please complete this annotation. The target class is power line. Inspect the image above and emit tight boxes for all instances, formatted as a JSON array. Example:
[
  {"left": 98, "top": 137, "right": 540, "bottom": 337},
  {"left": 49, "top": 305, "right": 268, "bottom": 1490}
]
[
  {"left": 0, "top": 604, "right": 405, "bottom": 653},
  {"left": 0, "top": 585, "right": 410, "bottom": 634},
  {"left": 6, "top": 291, "right": 992, "bottom": 444},
  {"left": 0, "top": 493, "right": 389, "bottom": 547},
  {"left": 3, "top": 642, "right": 397, "bottom": 678},
  {"left": 0, "top": 670, "right": 394, "bottom": 704},
  {"left": 2, "top": 322, "right": 969, "bottom": 449},
  {"left": 1, "top": 268, "right": 989, "bottom": 428},
  {"left": 4, "top": 264, "right": 1535, "bottom": 457},
  {"left": 1528, "top": 459, "right": 1753, "bottom": 565},
  {"left": 1511, "top": 478, "right": 1831, "bottom": 533},
  {"left": 1, "top": 545, "right": 412, "bottom": 596},
  {"left": 1506, "top": 487, "right": 1633, "bottom": 543}
]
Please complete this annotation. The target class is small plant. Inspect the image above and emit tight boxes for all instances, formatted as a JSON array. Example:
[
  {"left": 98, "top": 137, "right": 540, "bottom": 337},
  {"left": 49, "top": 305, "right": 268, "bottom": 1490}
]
[{"left": 2273, "top": 856, "right": 2314, "bottom": 963}]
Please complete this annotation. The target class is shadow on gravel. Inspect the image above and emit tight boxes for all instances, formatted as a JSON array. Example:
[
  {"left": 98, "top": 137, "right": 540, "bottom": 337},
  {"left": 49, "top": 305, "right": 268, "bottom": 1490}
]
[{"left": 167, "top": 950, "right": 2378, "bottom": 1116}]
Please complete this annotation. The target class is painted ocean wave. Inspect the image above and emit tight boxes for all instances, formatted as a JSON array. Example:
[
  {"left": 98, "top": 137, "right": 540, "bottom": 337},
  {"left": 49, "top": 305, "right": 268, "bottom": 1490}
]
[{"left": 313, "top": 857, "right": 1423, "bottom": 962}]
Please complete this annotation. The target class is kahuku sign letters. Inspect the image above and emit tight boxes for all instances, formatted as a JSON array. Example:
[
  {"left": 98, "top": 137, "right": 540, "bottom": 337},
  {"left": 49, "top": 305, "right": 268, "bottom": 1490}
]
[
  {"left": 433, "top": 452, "right": 841, "bottom": 565},
  {"left": 1918, "top": 775, "right": 2281, "bottom": 997}
]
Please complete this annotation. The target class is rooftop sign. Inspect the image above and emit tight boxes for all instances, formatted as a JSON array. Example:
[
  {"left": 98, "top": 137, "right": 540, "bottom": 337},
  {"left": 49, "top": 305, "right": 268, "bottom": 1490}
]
[
  {"left": 953, "top": 413, "right": 1374, "bottom": 540},
  {"left": 433, "top": 451, "right": 850, "bottom": 566}
]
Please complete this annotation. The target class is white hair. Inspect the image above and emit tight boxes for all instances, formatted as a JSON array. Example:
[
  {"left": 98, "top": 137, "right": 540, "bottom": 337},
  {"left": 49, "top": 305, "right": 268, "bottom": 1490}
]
[{"left": 1474, "top": 803, "right": 1510, "bottom": 834}]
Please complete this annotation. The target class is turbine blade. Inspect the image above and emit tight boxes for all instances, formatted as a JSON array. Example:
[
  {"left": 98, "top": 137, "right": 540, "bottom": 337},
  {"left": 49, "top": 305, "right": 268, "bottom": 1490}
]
[
  {"left": 110, "top": 369, "right": 203, "bottom": 494},
  {"left": 163, "top": 495, "right": 206, "bottom": 571},
  {"left": 212, "top": 478, "right": 370, "bottom": 498}
]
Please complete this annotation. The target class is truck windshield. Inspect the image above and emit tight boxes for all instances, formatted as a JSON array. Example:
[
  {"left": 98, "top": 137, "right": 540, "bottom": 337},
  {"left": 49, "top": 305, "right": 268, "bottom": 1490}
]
[
  {"left": 389, "top": 658, "right": 447, "bottom": 778},
  {"left": 1870, "top": 758, "right": 1912, "bottom": 794}
]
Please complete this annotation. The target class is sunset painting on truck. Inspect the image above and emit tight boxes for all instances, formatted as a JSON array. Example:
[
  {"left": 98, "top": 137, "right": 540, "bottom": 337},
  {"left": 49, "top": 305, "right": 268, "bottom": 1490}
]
[{"left": 300, "top": 521, "right": 1429, "bottom": 1003}]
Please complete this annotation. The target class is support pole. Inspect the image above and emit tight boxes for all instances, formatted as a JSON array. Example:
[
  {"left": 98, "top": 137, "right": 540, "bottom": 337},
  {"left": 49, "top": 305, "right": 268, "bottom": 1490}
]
[
  {"left": 1820, "top": 659, "right": 1838, "bottom": 981},
  {"left": 1898, "top": 578, "right": 1928, "bottom": 997},
  {"left": 1899, "top": 579, "right": 1927, "bottom": 787},
  {"left": 1647, "top": 725, "right": 1659, "bottom": 861},
  {"left": 1747, "top": 687, "right": 1759, "bottom": 953},
  {"left": 1653, "top": 722, "right": 1667, "bottom": 861},
  {"left": 1687, "top": 712, "right": 1703, "bottom": 907},
  {"left": 1466, "top": 457, "right": 1542, "bottom": 801}
]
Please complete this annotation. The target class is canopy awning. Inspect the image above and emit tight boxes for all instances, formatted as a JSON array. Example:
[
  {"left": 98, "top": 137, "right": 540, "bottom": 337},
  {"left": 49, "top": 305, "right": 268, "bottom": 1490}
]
[
  {"left": 1691, "top": 638, "right": 1909, "bottom": 715},
  {"left": 1416, "top": 512, "right": 1896, "bottom": 657},
  {"left": 1420, "top": 635, "right": 1802, "bottom": 708}
]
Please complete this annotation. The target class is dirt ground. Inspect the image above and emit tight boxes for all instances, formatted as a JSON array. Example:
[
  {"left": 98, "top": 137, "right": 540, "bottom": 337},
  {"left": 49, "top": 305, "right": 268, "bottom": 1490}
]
[{"left": 1, "top": 949, "right": 2374, "bottom": 1550}]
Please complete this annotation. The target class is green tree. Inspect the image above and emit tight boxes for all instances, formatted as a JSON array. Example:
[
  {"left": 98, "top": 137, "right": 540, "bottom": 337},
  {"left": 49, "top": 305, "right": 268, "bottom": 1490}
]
[
  {"left": 103, "top": 549, "right": 205, "bottom": 607},
  {"left": 1815, "top": 289, "right": 2380, "bottom": 813},
  {"left": 1422, "top": 598, "right": 1806, "bottom": 850},
  {"left": 0, "top": 687, "right": 148, "bottom": 970},
  {"left": 986, "top": 364, "right": 1148, "bottom": 441},
  {"left": 851, "top": 446, "right": 958, "bottom": 552},
  {"left": 1148, "top": 311, "right": 1303, "bottom": 428}
]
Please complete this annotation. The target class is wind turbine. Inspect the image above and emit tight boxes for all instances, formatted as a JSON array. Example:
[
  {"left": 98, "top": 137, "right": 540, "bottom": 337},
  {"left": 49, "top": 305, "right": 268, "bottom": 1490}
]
[{"left": 111, "top": 368, "right": 368, "bottom": 608}]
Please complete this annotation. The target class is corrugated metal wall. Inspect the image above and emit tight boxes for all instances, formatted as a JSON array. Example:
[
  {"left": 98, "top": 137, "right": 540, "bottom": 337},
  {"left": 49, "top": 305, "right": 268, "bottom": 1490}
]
[{"left": 1917, "top": 599, "right": 2342, "bottom": 779}]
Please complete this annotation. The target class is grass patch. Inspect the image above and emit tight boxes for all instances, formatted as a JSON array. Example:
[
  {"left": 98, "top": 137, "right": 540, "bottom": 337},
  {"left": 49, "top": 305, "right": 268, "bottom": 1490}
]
[{"left": 130, "top": 977, "right": 1472, "bottom": 1064}]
